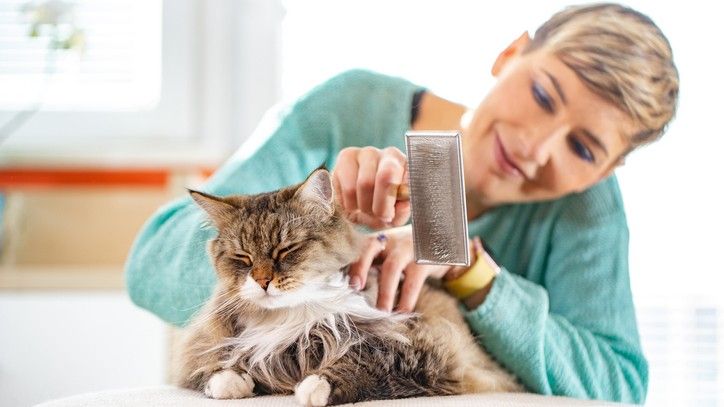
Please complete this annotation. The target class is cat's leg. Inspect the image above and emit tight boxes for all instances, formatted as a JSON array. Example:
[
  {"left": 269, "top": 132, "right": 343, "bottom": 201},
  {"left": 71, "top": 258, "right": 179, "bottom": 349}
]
[
  {"left": 204, "top": 368, "right": 255, "bottom": 399},
  {"left": 294, "top": 374, "right": 333, "bottom": 407},
  {"left": 181, "top": 343, "right": 257, "bottom": 399},
  {"left": 183, "top": 344, "right": 257, "bottom": 400},
  {"left": 294, "top": 348, "right": 455, "bottom": 406},
  {"left": 179, "top": 332, "right": 257, "bottom": 399},
  {"left": 176, "top": 305, "right": 257, "bottom": 399}
]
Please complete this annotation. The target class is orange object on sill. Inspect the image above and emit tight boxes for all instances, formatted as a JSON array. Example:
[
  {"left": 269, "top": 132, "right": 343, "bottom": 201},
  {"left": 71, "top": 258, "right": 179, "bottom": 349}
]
[
  {"left": 0, "top": 167, "right": 218, "bottom": 189},
  {"left": 0, "top": 168, "right": 170, "bottom": 188}
]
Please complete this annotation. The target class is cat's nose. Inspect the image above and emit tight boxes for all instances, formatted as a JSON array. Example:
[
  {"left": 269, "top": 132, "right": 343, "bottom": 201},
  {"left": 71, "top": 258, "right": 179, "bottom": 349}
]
[{"left": 255, "top": 278, "right": 271, "bottom": 290}]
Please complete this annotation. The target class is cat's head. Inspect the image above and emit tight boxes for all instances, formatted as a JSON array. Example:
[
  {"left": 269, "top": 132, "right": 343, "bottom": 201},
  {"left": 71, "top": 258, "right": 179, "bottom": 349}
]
[{"left": 190, "top": 168, "right": 362, "bottom": 309}]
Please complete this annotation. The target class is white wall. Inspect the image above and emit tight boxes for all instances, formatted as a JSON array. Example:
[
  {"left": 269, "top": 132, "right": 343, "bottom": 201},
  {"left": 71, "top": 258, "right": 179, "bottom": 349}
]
[
  {"left": 0, "top": 1, "right": 283, "bottom": 405},
  {"left": 0, "top": 292, "right": 167, "bottom": 406}
]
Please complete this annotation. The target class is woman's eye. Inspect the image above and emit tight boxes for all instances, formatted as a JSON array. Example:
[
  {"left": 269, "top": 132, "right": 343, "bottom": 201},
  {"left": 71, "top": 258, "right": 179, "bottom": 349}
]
[
  {"left": 532, "top": 82, "right": 554, "bottom": 113},
  {"left": 568, "top": 136, "right": 595, "bottom": 163}
]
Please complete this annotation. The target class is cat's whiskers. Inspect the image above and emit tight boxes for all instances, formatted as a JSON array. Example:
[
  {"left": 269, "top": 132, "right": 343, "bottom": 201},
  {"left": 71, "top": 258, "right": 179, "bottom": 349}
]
[
  {"left": 186, "top": 289, "right": 244, "bottom": 333},
  {"left": 213, "top": 274, "right": 411, "bottom": 387}
]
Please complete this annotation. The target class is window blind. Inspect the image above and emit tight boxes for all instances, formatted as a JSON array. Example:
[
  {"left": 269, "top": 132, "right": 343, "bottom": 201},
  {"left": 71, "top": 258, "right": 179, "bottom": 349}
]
[
  {"left": 639, "top": 304, "right": 723, "bottom": 406},
  {"left": 0, "top": 0, "right": 161, "bottom": 111}
]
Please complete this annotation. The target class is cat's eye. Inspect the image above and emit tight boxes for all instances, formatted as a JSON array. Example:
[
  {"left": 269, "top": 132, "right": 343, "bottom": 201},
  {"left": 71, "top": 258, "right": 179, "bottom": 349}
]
[
  {"left": 274, "top": 243, "right": 302, "bottom": 262},
  {"left": 229, "top": 252, "right": 252, "bottom": 267}
]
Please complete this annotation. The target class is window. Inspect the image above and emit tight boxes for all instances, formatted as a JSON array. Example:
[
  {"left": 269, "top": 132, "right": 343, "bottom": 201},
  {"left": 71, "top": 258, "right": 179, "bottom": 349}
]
[
  {"left": 0, "top": 0, "right": 196, "bottom": 146},
  {"left": 0, "top": 0, "right": 284, "bottom": 159},
  {"left": 0, "top": 0, "right": 161, "bottom": 111}
]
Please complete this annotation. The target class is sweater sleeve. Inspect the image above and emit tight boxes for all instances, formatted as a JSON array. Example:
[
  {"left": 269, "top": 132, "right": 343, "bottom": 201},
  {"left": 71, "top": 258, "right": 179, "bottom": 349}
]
[
  {"left": 125, "top": 70, "right": 419, "bottom": 326},
  {"left": 125, "top": 75, "right": 345, "bottom": 326},
  {"left": 462, "top": 191, "right": 648, "bottom": 404}
]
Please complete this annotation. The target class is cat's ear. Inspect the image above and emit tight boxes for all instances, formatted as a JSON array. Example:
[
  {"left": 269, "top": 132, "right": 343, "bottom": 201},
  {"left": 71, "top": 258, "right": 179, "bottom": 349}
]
[
  {"left": 294, "top": 168, "right": 334, "bottom": 215},
  {"left": 188, "top": 189, "right": 236, "bottom": 226}
]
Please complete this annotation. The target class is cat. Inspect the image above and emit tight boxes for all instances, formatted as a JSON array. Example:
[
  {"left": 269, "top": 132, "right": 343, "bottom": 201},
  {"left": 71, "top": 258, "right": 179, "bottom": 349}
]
[{"left": 176, "top": 167, "right": 522, "bottom": 406}]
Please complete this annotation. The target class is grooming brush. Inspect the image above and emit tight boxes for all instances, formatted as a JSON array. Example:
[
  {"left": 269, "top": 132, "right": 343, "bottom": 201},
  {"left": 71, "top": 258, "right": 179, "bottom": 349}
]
[{"left": 403, "top": 131, "right": 470, "bottom": 266}]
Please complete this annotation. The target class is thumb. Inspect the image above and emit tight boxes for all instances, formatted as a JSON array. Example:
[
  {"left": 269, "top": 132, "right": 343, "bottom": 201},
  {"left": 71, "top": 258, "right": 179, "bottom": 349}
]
[{"left": 390, "top": 200, "right": 411, "bottom": 227}]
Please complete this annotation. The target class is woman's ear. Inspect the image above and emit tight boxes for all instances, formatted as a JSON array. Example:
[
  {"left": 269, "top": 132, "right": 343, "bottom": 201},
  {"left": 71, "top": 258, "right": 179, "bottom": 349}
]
[{"left": 491, "top": 32, "right": 531, "bottom": 77}]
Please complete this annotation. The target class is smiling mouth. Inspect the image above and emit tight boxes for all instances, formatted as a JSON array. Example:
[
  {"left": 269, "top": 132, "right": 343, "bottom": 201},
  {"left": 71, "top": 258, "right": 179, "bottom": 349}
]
[{"left": 494, "top": 134, "right": 526, "bottom": 179}]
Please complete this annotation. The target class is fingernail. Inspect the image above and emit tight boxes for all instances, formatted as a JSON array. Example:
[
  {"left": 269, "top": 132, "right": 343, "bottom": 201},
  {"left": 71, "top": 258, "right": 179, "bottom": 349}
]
[
  {"left": 473, "top": 236, "right": 484, "bottom": 256},
  {"left": 349, "top": 276, "right": 361, "bottom": 291},
  {"left": 376, "top": 303, "right": 391, "bottom": 312}
]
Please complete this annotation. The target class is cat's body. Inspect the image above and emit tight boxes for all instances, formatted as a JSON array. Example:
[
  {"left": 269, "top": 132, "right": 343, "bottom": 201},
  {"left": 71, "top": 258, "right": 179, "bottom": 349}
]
[{"left": 177, "top": 169, "right": 522, "bottom": 405}]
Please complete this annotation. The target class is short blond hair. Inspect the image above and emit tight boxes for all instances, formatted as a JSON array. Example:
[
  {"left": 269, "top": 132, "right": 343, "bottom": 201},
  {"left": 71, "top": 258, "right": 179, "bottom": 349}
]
[{"left": 526, "top": 3, "right": 679, "bottom": 152}]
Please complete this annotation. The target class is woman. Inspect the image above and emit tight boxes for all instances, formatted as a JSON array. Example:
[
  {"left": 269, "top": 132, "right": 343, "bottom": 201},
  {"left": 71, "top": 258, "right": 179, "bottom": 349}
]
[{"left": 126, "top": 3, "right": 678, "bottom": 404}]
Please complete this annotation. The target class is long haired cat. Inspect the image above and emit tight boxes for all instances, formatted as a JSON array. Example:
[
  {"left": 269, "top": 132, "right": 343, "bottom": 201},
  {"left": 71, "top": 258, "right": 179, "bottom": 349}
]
[{"left": 177, "top": 168, "right": 522, "bottom": 405}]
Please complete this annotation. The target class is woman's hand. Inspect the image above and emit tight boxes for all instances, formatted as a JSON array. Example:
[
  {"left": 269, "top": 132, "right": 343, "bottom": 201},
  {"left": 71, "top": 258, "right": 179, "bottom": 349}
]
[
  {"left": 347, "top": 225, "right": 454, "bottom": 312},
  {"left": 331, "top": 146, "right": 411, "bottom": 230}
]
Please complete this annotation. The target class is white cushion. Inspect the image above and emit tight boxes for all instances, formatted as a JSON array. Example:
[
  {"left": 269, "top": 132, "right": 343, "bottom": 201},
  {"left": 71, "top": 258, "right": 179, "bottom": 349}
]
[{"left": 36, "top": 386, "right": 632, "bottom": 406}]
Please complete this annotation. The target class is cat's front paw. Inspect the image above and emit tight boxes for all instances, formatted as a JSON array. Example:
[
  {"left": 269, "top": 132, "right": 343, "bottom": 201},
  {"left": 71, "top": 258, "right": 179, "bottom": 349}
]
[
  {"left": 204, "top": 369, "right": 254, "bottom": 399},
  {"left": 295, "top": 374, "right": 331, "bottom": 406}
]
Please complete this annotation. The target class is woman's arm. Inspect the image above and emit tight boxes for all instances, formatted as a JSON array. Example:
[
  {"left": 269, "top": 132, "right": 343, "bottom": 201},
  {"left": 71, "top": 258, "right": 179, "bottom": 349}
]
[
  {"left": 462, "top": 207, "right": 647, "bottom": 404},
  {"left": 124, "top": 102, "right": 331, "bottom": 325},
  {"left": 124, "top": 69, "right": 421, "bottom": 326}
]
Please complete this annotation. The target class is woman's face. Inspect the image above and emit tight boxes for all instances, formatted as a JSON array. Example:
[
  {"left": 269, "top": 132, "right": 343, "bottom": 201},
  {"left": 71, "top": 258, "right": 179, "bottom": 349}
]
[{"left": 462, "top": 35, "right": 638, "bottom": 212}]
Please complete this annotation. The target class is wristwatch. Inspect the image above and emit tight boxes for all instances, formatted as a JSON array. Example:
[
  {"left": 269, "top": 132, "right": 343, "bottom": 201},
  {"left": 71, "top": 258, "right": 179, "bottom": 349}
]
[{"left": 444, "top": 237, "right": 500, "bottom": 300}]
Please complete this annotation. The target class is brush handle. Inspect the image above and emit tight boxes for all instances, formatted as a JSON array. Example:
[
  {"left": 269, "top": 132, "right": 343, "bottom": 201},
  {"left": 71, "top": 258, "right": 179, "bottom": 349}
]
[{"left": 395, "top": 183, "right": 410, "bottom": 201}]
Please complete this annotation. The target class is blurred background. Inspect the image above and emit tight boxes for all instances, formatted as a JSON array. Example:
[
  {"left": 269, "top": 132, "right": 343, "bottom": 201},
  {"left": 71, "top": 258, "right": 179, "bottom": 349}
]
[{"left": 0, "top": 0, "right": 722, "bottom": 406}]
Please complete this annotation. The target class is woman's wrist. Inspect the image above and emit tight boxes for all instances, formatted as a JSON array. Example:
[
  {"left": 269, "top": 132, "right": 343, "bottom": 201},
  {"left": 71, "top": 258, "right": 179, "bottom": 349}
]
[
  {"left": 462, "top": 281, "right": 495, "bottom": 310},
  {"left": 443, "top": 237, "right": 500, "bottom": 301},
  {"left": 443, "top": 238, "right": 478, "bottom": 281},
  {"left": 443, "top": 266, "right": 466, "bottom": 282}
]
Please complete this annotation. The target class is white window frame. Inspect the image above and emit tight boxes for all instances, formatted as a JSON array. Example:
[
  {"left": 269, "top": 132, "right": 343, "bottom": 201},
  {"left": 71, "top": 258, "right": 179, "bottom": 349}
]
[{"left": 0, "top": 0, "right": 283, "bottom": 166}]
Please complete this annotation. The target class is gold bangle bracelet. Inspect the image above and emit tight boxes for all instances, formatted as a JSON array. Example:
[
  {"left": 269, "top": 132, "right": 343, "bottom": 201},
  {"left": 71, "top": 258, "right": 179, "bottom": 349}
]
[{"left": 444, "top": 254, "right": 499, "bottom": 300}]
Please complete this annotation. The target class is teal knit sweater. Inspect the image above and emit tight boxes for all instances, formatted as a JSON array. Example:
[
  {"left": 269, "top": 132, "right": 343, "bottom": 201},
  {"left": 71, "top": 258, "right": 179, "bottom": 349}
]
[{"left": 125, "top": 70, "right": 647, "bottom": 404}]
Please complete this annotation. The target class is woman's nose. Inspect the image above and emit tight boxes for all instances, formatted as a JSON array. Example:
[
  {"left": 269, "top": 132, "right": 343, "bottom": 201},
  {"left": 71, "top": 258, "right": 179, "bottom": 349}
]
[
  {"left": 522, "top": 123, "right": 570, "bottom": 167},
  {"left": 528, "top": 136, "right": 554, "bottom": 167}
]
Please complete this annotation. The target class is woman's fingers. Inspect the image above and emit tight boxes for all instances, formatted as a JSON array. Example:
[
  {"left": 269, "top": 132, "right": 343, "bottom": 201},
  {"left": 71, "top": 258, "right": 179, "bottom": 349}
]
[
  {"left": 376, "top": 248, "right": 412, "bottom": 311},
  {"left": 389, "top": 168, "right": 411, "bottom": 226},
  {"left": 372, "top": 148, "right": 407, "bottom": 222},
  {"left": 348, "top": 226, "right": 435, "bottom": 312},
  {"left": 396, "top": 263, "right": 450, "bottom": 312},
  {"left": 331, "top": 146, "right": 409, "bottom": 228},
  {"left": 395, "top": 265, "right": 427, "bottom": 312},
  {"left": 348, "top": 211, "right": 389, "bottom": 230},
  {"left": 332, "top": 147, "right": 360, "bottom": 215},
  {"left": 347, "top": 233, "right": 387, "bottom": 290},
  {"left": 356, "top": 147, "right": 380, "bottom": 215},
  {"left": 390, "top": 200, "right": 411, "bottom": 227}
]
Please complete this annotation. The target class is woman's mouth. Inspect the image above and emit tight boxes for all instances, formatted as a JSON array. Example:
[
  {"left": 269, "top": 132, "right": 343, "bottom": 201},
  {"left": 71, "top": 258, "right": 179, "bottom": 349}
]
[{"left": 494, "top": 133, "right": 525, "bottom": 179}]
